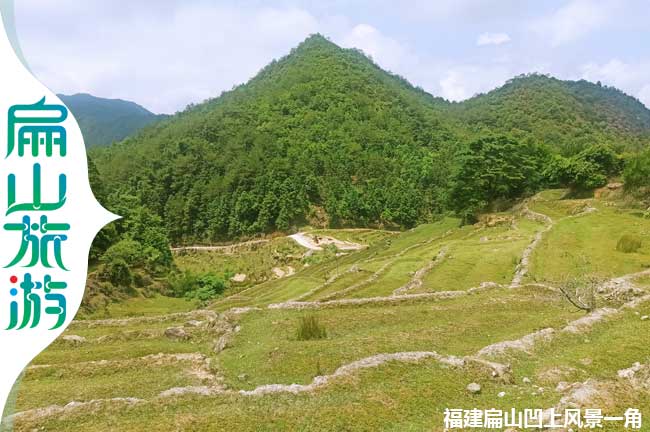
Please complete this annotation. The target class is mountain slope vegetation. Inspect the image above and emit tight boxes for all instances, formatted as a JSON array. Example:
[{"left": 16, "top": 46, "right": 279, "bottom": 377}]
[{"left": 10, "top": 34, "right": 650, "bottom": 430}]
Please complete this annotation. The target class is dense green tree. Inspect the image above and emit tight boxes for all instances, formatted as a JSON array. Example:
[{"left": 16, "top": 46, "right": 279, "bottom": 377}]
[
  {"left": 92, "top": 34, "right": 457, "bottom": 241},
  {"left": 543, "top": 144, "right": 619, "bottom": 191},
  {"left": 576, "top": 144, "right": 622, "bottom": 176},
  {"left": 623, "top": 151, "right": 650, "bottom": 191},
  {"left": 449, "top": 135, "right": 545, "bottom": 222},
  {"left": 559, "top": 158, "right": 608, "bottom": 191},
  {"left": 455, "top": 74, "right": 650, "bottom": 154}
]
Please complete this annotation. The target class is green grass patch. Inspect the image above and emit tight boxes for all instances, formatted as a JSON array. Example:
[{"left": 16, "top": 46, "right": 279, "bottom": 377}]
[
  {"left": 16, "top": 361, "right": 203, "bottom": 412},
  {"left": 296, "top": 315, "right": 328, "bottom": 341},
  {"left": 530, "top": 205, "right": 650, "bottom": 282},
  {"left": 617, "top": 234, "right": 643, "bottom": 253}
]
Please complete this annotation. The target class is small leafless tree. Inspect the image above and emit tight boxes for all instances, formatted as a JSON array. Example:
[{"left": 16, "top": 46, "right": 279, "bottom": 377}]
[{"left": 558, "top": 275, "right": 602, "bottom": 312}]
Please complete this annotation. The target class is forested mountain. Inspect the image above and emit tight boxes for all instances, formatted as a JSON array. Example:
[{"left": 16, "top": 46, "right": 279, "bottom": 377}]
[
  {"left": 90, "top": 34, "right": 650, "bottom": 247},
  {"left": 454, "top": 74, "right": 650, "bottom": 155},
  {"left": 59, "top": 93, "right": 165, "bottom": 147},
  {"left": 92, "top": 34, "right": 460, "bottom": 244}
]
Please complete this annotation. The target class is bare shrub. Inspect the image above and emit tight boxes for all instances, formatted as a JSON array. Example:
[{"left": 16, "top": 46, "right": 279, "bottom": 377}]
[{"left": 558, "top": 275, "right": 602, "bottom": 312}]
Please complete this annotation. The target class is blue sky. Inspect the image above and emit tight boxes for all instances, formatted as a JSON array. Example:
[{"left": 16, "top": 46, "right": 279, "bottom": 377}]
[{"left": 13, "top": 0, "right": 650, "bottom": 113}]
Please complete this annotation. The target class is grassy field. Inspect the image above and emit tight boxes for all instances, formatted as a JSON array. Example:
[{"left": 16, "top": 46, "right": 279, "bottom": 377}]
[
  {"left": 529, "top": 196, "right": 650, "bottom": 282},
  {"left": 218, "top": 287, "right": 577, "bottom": 389},
  {"left": 7, "top": 191, "right": 650, "bottom": 431}
]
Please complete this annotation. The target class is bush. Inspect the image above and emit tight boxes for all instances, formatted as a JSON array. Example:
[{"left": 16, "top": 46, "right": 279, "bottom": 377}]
[
  {"left": 544, "top": 145, "right": 619, "bottom": 192},
  {"left": 101, "top": 239, "right": 145, "bottom": 267},
  {"left": 101, "top": 258, "right": 133, "bottom": 287},
  {"left": 168, "top": 271, "right": 198, "bottom": 297},
  {"left": 551, "top": 157, "right": 607, "bottom": 191},
  {"left": 168, "top": 271, "right": 228, "bottom": 301},
  {"left": 617, "top": 234, "right": 642, "bottom": 253},
  {"left": 296, "top": 315, "right": 327, "bottom": 341},
  {"left": 192, "top": 274, "right": 227, "bottom": 301},
  {"left": 577, "top": 144, "right": 622, "bottom": 176},
  {"left": 623, "top": 151, "right": 650, "bottom": 192}
]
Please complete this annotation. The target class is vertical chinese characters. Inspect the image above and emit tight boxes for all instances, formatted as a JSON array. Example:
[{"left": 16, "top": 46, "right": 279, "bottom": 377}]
[{"left": 4, "top": 98, "right": 70, "bottom": 330}]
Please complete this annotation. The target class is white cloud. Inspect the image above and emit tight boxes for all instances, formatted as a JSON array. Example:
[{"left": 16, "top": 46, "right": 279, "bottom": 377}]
[
  {"left": 395, "top": 0, "right": 531, "bottom": 24},
  {"left": 530, "top": 0, "right": 613, "bottom": 46},
  {"left": 439, "top": 70, "right": 470, "bottom": 100},
  {"left": 15, "top": 1, "right": 529, "bottom": 111},
  {"left": 580, "top": 58, "right": 650, "bottom": 107},
  {"left": 15, "top": 3, "right": 321, "bottom": 113},
  {"left": 338, "top": 24, "right": 524, "bottom": 104},
  {"left": 339, "top": 24, "right": 411, "bottom": 72},
  {"left": 477, "top": 32, "right": 511, "bottom": 46},
  {"left": 581, "top": 59, "right": 630, "bottom": 84},
  {"left": 337, "top": 24, "right": 514, "bottom": 103},
  {"left": 639, "top": 85, "right": 650, "bottom": 108},
  {"left": 439, "top": 65, "right": 513, "bottom": 101}
]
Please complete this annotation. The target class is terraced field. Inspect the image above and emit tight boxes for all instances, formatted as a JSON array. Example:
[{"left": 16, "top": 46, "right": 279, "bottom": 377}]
[{"left": 6, "top": 191, "right": 650, "bottom": 431}]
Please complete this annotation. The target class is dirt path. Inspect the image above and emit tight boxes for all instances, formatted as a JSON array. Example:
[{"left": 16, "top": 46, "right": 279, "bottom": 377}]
[
  {"left": 171, "top": 239, "right": 270, "bottom": 253},
  {"left": 174, "top": 230, "right": 385, "bottom": 254},
  {"left": 289, "top": 232, "right": 365, "bottom": 251}
]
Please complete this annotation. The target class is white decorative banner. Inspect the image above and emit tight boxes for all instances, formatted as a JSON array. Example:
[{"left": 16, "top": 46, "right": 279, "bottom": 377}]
[{"left": 0, "top": 7, "right": 117, "bottom": 418}]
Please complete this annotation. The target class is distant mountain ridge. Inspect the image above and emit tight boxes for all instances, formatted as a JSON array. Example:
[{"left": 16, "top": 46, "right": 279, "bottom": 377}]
[{"left": 58, "top": 93, "right": 166, "bottom": 147}]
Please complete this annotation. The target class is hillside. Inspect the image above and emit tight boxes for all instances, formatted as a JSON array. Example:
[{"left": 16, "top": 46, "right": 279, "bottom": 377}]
[
  {"left": 454, "top": 74, "right": 650, "bottom": 154},
  {"left": 12, "top": 189, "right": 650, "bottom": 430},
  {"left": 75, "top": 34, "right": 650, "bottom": 320},
  {"left": 59, "top": 93, "right": 165, "bottom": 147}
]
